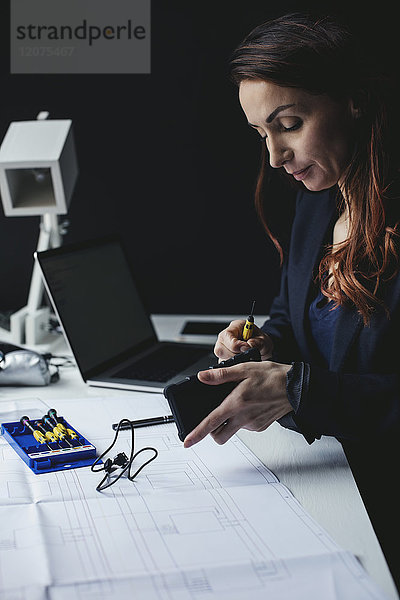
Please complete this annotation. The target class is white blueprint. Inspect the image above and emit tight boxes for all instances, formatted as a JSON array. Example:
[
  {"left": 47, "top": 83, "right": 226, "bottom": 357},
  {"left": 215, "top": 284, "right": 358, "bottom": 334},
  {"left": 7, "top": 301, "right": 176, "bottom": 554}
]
[{"left": 0, "top": 395, "right": 390, "bottom": 599}]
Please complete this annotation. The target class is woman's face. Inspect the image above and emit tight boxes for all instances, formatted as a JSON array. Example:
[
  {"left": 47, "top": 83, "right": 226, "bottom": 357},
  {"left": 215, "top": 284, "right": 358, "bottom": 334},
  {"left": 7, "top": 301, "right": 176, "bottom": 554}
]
[{"left": 238, "top": 79, "right": 356, "bottom": 192}]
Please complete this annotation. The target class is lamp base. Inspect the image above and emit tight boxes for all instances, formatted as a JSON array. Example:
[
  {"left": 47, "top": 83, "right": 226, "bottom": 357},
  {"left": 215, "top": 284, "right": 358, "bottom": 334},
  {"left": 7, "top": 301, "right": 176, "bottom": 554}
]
[
  {"left": 25, "top": 307, "right": 51, "bottom": 346},
  {"left": 0, "top": 307, "right": 26, "bottom": 345},
  {"left": 0, "top": 308, "right": 65, "bottom": 354}
]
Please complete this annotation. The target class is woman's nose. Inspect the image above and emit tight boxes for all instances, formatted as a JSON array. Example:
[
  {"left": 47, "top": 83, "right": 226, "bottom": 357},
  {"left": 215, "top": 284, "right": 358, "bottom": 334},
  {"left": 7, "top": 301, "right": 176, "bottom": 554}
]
[{"left": 267, "top": 138, "right": 293, "bottom": 168}]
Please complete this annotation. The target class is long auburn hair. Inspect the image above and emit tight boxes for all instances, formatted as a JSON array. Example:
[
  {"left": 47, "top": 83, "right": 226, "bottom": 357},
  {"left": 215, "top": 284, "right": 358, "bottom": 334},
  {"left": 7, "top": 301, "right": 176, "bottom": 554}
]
[{"left": 229, "top": 12, "right": 400, "bottom": 325}]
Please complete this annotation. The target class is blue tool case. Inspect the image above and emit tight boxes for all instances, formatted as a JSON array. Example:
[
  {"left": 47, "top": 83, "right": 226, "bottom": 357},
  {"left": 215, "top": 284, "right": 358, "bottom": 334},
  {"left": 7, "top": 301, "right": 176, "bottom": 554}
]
[{"left": 1, "top": 417, "right": 97, "bottom": 474}]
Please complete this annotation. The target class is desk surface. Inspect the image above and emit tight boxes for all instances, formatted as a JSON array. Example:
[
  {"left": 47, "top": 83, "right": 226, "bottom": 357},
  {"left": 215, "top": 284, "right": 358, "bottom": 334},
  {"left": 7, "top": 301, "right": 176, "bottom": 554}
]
[{"left": 0, "top": 313, "right": 398, "bottom": 599}]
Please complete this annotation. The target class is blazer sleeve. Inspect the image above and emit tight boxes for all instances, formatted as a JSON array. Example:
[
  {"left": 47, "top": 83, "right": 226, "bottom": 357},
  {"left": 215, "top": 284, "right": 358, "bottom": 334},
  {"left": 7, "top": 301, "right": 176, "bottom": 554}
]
[{"left": 292, "top": 365, "right": 400, "bottom": 442}]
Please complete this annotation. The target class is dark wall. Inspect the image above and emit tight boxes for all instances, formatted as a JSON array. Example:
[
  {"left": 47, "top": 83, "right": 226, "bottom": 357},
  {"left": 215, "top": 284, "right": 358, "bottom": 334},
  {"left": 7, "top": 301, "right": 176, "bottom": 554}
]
[{"left": 0, "top": 1, "right": 395, "bottom": 316}]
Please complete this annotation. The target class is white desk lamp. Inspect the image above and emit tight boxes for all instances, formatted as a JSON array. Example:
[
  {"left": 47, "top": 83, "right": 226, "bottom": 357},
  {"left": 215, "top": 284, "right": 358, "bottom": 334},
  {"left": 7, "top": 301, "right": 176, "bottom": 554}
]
[{"left": 0, "top": 112, "right": 78, "bottom": 348}]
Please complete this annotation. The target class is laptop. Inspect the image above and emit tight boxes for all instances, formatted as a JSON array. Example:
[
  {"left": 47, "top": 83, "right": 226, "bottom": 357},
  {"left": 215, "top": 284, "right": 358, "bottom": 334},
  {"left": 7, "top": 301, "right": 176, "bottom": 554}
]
[{"left": 34, "top": 235, "right": 217, "bottom": 392}]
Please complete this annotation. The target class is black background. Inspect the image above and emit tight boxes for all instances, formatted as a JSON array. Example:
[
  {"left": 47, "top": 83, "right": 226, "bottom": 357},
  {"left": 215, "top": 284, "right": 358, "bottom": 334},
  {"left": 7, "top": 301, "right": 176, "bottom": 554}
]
[{"left": 0, "top": 0, "right": 397, "bottom": 317}]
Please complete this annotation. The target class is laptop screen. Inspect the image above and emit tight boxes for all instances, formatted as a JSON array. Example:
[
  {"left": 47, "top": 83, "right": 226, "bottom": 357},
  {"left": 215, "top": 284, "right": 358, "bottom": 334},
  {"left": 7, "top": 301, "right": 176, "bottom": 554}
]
[{"left": 37, "top": 237, "right": 156, "bottom": 375}]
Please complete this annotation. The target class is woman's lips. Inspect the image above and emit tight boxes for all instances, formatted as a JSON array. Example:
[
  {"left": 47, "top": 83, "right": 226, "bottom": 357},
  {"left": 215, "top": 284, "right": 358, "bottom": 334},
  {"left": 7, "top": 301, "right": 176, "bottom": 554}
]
[{"left": 291, "top": 165, "right": 312, "bottom": 181}]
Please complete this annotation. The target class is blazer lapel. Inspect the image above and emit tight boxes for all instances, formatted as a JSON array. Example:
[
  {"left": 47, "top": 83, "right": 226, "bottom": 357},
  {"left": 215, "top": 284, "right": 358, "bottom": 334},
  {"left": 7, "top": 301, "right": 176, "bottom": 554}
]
[
  {"left": 289, "top": 187, "right": 363, "bottom": 371},
  {"left": 289, "top": 189, "right": 337, "bottom": 361}
]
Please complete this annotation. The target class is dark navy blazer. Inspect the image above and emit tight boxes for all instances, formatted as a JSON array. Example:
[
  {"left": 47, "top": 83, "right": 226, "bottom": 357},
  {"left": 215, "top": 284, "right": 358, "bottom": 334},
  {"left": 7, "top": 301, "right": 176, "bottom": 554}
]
[
  {"left": 262, "top": 186, "right": 400, "bottom": 443},
  {"left": 262, "top": 187, "right": 400, "bottom": 586}
]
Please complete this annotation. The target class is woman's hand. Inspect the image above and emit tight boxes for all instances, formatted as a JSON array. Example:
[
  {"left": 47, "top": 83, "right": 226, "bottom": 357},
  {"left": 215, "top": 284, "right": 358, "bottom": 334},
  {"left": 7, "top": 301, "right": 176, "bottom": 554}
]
[
  {"left": 214, "top": 320, "right": 274, "bottom": 361},
  {"left": 183, "top": 360, "right": 292, "bottom": 448}
]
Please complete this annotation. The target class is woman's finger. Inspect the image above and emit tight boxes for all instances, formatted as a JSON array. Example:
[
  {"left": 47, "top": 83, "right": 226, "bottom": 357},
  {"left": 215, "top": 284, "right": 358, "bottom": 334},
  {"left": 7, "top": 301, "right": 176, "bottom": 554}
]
[
  {"left": 210, "top": 417, "right": 241, "bottom": 445},
  {"left": 214, "top": 320, "right": 249, "bottom": 358}
]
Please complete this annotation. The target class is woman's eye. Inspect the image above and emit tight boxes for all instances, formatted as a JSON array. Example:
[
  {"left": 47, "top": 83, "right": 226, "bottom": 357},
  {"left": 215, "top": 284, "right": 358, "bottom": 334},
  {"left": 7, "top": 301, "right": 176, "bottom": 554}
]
[{"left": 281, "top": 120, "right": 302, "bottom": 132}]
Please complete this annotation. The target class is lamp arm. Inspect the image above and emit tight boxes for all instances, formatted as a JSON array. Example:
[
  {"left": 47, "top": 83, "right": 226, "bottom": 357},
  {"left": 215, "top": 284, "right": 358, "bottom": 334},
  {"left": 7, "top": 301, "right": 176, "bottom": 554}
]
[{"left": 27, "top": 213, "right": 61, "bottom": 313}]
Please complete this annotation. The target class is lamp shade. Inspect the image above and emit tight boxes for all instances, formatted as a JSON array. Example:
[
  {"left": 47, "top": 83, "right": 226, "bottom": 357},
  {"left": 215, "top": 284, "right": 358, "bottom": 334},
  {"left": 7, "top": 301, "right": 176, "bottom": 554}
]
[{"left": 0, "top": 119, "right": 78, "bottom": 216}]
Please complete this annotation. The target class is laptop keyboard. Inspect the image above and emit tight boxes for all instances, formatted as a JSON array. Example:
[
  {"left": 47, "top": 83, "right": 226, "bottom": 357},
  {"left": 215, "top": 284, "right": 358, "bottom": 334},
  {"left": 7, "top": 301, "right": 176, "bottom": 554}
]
[{"left": 112, "top": 345, "right": 211, "bottom": 383}]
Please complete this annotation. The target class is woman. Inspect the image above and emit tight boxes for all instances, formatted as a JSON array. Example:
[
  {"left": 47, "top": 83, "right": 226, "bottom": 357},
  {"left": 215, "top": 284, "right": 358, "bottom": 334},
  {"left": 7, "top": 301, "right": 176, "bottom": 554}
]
[{"left": 184, "top": 13, "right": 400, "bottom": 587}]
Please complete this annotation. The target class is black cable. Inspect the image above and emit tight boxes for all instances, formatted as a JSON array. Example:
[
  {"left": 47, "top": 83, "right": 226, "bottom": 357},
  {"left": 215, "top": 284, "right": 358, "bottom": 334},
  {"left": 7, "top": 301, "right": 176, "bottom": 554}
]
[{"left": 90, "top": 418, "right": 158, "bottom": 492}]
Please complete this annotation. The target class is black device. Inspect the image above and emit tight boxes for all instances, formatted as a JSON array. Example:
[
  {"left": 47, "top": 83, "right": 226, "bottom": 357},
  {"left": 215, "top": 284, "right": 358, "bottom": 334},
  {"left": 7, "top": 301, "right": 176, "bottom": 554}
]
[{"left": 163, "top": 347, "right": 261, "bottom": 442}]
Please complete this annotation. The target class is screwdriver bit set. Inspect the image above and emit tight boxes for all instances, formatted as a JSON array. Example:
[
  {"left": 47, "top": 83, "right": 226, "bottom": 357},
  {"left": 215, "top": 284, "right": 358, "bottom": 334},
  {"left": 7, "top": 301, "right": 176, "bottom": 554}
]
[{"left": 1, "top": 408, "right": 97, "bottom": 473}]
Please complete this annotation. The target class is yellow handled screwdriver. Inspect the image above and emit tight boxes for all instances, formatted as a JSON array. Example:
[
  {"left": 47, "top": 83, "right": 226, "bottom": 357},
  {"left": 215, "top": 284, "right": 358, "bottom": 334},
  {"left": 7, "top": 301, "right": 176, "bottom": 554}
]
[
  {"left": 48, "top": 409, "right": 81, "bottom": 445},
  {"left": 56, "top": 424, "right": 81, "bottom": 445},
  {"left": 47, "top": 409, "right": 68, "bottom": 433},
  {"left": 242, "top": 300, "right": 256, "bottom": 341},
  {"left": 42, "top": 415, "right": 74, "bottom": 447},
  {"left": 36, "top": 421, "right": 59, "bottom": 445},
  {"left": 20, "top": 416, "right": 52, "bottom": 450}
]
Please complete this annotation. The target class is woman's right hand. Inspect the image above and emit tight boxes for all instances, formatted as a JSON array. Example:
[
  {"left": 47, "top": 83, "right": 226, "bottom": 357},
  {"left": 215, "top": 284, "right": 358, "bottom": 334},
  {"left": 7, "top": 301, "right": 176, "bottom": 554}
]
[{"left": 214, "top": 320, "right": 274, "bottom": 361}]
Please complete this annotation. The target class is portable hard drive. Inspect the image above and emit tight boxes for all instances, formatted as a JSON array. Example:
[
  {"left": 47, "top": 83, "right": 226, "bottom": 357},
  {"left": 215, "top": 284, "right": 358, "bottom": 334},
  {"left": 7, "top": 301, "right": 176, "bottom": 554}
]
[{"left": 164, "top": 347, "right": 261, "bottom": 441}]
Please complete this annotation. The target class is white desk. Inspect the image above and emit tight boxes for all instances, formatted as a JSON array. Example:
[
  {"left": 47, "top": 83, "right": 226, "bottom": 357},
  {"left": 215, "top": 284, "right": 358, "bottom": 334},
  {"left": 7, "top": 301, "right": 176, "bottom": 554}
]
[{"left": 0, "top": 314, "right": 398, "bottom": 600}]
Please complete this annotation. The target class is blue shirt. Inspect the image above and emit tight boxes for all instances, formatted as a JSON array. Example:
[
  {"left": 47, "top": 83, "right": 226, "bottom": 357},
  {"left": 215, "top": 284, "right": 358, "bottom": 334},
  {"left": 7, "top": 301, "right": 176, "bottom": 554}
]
[{"left": 280, "top": 289, "right": 341, "bottom": 430}]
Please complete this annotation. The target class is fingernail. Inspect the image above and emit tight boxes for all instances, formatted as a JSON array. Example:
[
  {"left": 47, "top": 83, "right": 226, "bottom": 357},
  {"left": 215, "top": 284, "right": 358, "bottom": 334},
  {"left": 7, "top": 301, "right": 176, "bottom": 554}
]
[
  {"left": 239, "top": 344, "right": 249, "bottom": 352},
  {"left": 198, "top": 369, "right": 211, "bottom": 381}
]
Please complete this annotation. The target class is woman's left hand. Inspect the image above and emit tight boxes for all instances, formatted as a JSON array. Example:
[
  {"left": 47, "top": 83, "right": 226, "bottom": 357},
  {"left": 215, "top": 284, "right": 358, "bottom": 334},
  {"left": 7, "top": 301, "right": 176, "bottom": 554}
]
[{"left": 183, "top": 361, "right": 292, "bottom": 448}]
